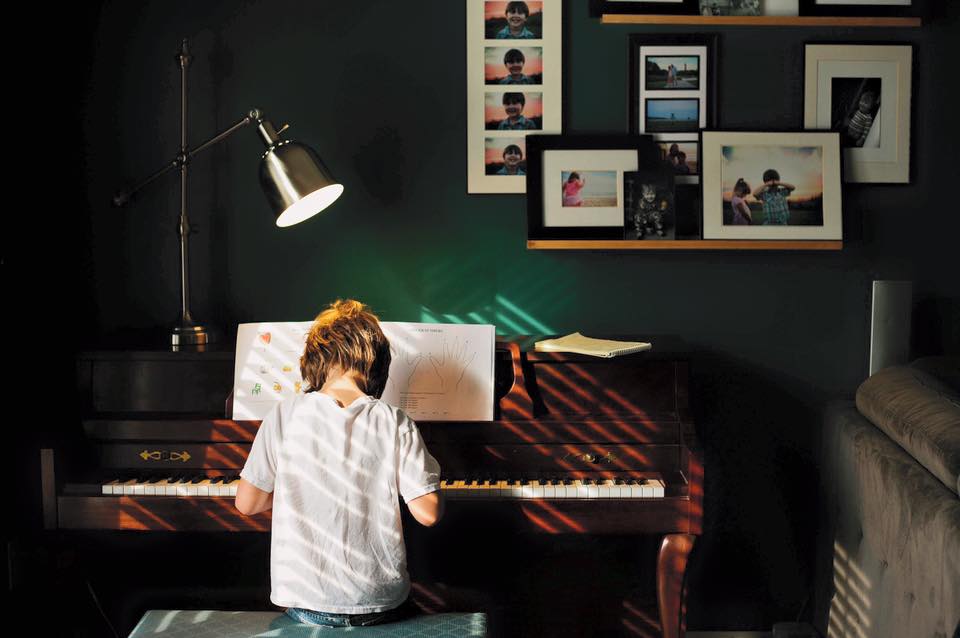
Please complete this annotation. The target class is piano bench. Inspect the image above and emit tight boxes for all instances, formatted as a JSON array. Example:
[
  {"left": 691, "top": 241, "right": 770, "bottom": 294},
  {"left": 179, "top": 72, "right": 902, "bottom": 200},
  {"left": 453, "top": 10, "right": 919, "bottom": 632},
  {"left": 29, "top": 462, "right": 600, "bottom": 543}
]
[{"left": 128, "top": 609, "right": 488, "bottom": 637}]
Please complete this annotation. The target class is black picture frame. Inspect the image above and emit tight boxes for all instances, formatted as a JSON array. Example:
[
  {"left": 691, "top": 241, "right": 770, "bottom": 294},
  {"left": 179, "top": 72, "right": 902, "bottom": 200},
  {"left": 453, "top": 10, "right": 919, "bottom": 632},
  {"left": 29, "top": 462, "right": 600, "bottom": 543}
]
[
  {"left": 629, "top": 34, "right": 719, "bottom": 135},
  {"left": 798, "top": 0, "right": 917, "bottom": 17},
  {"left": 589, "top": 0, "right": 699, "bottom": 17},
  {"left": 526, "top": 135, "right": 661, "bottom": 241}
]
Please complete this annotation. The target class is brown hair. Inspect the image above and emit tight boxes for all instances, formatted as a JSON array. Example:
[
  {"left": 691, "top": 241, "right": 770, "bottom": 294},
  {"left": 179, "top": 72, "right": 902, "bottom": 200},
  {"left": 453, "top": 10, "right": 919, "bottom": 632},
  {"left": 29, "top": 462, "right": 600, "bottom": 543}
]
[{"left": 299, "top": 299, "right": 392, "bottom": 398}]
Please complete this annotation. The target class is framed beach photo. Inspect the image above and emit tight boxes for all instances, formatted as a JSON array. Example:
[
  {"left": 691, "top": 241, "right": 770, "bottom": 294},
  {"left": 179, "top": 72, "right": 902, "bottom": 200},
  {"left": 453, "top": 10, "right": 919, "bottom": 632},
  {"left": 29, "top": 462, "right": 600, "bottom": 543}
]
[
  {"left": 526, "top": 135, "right": 662, "bottom": 241},
  {"left": 700, "top": 131, "right": 842, "bottom": 240},
  {"left": 589, "top": 0, "right": 698, "bottom": 17},
  {"left": 468, "top": 0, "right": 561, "bottom": 194},
  {"left": 799, "top": 0, "right": 914, "bottom": 17},
  {"left": 804, "top": 44, "right": 912, "bottom": 183}
]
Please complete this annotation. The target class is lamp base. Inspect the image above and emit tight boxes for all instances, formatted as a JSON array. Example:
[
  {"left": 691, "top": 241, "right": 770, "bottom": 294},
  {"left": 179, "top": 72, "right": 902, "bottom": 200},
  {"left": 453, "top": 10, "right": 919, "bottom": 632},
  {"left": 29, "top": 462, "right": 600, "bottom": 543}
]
[{"left": 171, "top": 324, "right": 214, "bottom": 348}]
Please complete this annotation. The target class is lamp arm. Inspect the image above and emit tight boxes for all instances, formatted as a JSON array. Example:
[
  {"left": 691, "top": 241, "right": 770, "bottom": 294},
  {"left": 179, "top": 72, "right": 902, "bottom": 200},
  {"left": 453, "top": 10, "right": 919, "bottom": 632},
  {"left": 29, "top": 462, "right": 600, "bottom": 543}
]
[{"left": 112, "top": 109, "right": 267, "bottom": 207}]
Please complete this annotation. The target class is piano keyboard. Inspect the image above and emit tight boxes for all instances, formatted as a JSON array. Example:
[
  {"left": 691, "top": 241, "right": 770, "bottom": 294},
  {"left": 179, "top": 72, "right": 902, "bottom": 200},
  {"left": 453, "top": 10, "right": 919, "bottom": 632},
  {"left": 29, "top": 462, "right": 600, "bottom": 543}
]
[
  {"left": 440, "top": 478, "right": 665, "bottom": 499},
  {"left": 101, "top": 476, "right": 241, "bottom": 497},
  {"left": 99, "top": 476, "right": 665, "bottom": 499}
]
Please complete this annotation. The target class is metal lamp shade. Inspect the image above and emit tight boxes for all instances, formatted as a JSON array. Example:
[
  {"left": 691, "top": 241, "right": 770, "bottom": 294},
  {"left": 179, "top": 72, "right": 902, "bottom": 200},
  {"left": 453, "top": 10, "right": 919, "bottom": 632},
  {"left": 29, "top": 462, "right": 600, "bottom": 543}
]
[{"left": 260, "top": 140, "right": 344, "bottom": 227}]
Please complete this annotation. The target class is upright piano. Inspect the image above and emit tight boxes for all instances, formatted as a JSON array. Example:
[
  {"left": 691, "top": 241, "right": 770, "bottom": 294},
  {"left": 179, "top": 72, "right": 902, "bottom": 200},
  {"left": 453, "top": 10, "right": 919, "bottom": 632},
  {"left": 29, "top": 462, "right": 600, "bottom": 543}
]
[{"left": 43, "top": 337, "right": 703, "bottom": 638}]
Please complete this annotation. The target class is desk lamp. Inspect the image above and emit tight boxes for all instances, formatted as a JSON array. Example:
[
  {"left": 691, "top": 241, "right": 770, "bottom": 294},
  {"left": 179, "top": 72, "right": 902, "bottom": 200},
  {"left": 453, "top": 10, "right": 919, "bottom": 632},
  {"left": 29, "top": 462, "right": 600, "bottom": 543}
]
[{"left": 113, "top": 38, "right": 343, "bottom": 347}]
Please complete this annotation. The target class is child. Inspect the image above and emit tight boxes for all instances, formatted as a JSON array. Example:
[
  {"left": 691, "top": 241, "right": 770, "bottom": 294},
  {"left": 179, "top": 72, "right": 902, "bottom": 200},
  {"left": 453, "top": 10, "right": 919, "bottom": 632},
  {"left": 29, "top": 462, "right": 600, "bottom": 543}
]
[
  {"left": 730, "top": 178, "right": 752, "bottom": 225},
  {"left": 498, "top": 93, "right": 538, "bottom": 130},
  {"left": 495, "top": 1, "right": 535, "bottom": 39},
  {"left": 752, "top": 169, "right": 795, "bottom": 225},
  {"left": 499, "top": 49, "right": 532, "bottom": 85},
  {"left": 562, "top": 172, "right": 586, "bottom": 206},
  {"left": 674, "top": 151, "right": 691, "bottom": 174},
  {"left": 236, "top": 299, "right": 442, "bottom": 627},
  {"left": 843, "top": 90, "right": 878, "bottom": 148},
  {"left": 497, "top": 144, "right": 525, "bottom": 175}
]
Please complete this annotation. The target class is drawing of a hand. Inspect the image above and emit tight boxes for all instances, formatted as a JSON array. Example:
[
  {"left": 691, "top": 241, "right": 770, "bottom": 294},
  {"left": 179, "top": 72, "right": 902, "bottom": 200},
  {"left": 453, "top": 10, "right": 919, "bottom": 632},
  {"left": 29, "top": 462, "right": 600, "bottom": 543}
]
[
  {"left": 428, "top": 338, "right": 477, "bottom": 392},
  {"left": 402, "top": 350, "right": 427, "bottom": 387}
]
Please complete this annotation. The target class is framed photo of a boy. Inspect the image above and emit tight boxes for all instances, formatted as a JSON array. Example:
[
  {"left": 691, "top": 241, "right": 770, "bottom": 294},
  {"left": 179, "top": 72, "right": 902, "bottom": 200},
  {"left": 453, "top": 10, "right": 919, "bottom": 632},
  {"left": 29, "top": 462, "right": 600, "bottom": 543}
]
[
  {"left": 804, "top": 44, "right": 912, "bottom": 183},
  {"left": 701, "top": 131, "right": 842, "bottom": 240},
  {"left": 468, "top": 0, "right": 561, "bottom": 193}
]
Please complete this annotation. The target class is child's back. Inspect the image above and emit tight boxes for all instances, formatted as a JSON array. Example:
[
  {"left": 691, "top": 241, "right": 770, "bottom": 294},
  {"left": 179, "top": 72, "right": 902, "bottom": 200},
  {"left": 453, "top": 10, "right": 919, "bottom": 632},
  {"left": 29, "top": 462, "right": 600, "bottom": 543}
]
[
  {"left": 237, "top": 299, "right": 441, "bottom": 624},
  {"left": 243, "top": 393, "right": 439, "bottom": 613}
]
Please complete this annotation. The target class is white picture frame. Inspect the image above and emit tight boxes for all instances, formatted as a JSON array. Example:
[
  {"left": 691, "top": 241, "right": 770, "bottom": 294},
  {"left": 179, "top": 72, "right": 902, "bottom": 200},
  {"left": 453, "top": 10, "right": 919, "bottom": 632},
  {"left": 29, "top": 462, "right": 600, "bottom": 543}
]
[
  {"left": 804, "top": 44, "right": 912, "bottom": 183},
  {"left": 467, "top": 0, "right": 562, "bottom": 194},
  {"left": 701, "top": 131, "right": 843, "bottom": 240}
]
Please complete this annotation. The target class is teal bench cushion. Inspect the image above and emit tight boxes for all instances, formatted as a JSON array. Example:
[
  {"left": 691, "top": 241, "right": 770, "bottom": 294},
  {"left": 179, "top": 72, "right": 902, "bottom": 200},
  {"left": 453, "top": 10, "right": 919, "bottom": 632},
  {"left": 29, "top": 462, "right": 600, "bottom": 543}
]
[{"left": 128, "top": 610, "right": 487, "bottom": 637}]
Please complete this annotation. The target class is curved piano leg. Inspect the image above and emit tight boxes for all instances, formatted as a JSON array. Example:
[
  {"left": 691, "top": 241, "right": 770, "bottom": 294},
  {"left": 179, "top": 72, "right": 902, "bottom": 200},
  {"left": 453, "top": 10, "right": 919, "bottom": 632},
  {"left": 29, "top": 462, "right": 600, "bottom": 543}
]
[{"left": 657, "top": 533, "right": 695, "bottom": 638}]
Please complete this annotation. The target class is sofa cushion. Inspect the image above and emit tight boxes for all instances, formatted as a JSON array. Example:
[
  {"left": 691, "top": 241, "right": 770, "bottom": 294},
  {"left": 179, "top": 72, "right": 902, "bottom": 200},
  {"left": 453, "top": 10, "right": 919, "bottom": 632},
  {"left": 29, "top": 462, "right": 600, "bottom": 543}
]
[{"left": 855, "top": 357, "right": 960, "bottom": 496}]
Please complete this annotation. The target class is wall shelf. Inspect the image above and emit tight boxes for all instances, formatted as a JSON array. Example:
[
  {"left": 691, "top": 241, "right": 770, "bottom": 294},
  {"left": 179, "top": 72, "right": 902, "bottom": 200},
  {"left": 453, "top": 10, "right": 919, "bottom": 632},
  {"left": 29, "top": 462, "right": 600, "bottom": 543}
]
[
  {"left": 600, "top": 14, "right": 921, "bottom": 27},
  {"left": 527, "top": 240, "right": 844, "bottom": 250}
]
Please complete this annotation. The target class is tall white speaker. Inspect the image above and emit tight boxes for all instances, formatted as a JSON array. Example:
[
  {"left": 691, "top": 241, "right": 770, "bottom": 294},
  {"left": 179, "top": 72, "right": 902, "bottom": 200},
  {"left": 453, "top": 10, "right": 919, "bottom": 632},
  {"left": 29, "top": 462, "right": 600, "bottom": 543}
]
[{"left": 869, "top": 280, "right": 913, "bottom": 376}]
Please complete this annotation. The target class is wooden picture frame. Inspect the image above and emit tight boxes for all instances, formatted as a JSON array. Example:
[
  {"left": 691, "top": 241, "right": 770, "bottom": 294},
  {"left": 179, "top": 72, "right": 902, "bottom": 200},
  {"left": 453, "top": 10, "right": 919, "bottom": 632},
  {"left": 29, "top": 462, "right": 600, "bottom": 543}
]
[
  {"left": 526, "top": 135, "right": 661, "bottom": 241},
  {"left": 803, "top": 43, "right": 913, "bottom": 183},
  {"left": 799, "top": 0, "right": 915, "bottom": 16},
  {"left": 700, "top": 131, "right": 843, "bottom": 240},
  {"left": 467, "top": 0, "right": 562, "bottom": 194},
  {"left": 589, "top": 0, "right": 699, "bottom": 17}
]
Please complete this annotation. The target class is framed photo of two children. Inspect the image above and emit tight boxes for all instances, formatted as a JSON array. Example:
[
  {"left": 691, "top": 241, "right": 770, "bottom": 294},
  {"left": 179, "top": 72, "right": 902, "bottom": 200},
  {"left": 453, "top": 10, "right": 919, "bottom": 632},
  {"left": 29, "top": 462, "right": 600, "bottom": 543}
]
[{"left": 467, "top": 0, "right": 562, "bottom": 193}]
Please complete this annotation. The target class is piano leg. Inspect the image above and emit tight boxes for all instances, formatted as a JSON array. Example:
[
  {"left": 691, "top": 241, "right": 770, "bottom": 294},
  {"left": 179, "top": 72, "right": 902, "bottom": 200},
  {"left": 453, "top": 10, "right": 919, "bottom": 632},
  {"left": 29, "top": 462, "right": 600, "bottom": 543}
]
[{"left": 656, "top": 533, "right": 695, "bottom": 638}]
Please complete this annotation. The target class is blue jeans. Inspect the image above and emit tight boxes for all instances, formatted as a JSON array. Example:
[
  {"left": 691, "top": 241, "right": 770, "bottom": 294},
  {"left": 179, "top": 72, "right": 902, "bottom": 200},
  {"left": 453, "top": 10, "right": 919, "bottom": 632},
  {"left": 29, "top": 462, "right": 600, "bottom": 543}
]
[{"left": 286, "top": 600, "right": 413, "bottom": 627}]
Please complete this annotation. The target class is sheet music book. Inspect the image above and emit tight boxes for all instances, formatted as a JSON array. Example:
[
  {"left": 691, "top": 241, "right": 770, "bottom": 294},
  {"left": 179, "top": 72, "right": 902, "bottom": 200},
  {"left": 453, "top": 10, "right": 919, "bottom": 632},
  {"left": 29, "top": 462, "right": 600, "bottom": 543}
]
[
  {"left": 233, "top": 321, "right": 495, "bottom": 421},
  {"left": 534, "top": 333, "right": 652, "bottom": 358}
]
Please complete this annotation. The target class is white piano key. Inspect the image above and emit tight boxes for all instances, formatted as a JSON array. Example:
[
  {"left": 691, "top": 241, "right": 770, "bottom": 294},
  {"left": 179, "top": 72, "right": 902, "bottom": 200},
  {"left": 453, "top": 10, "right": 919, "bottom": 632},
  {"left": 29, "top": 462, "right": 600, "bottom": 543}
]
[
  {"left": 102, "top": 480, "right": 119, "bottom": 495},
  {"left": 650, "top": 479, "right": 665, "bottom": 498},
  {"left": 519, "top": 481, "right": 534, "bottom": 499},
  {"left": 532, "top": 480, "right": 545, "bottom": 499},
  {"left": 629, "top": 481, "right": 644, "bottom": 498},
  {"left": 575, "top": 480, "right": 589, "bottom": 499},
  {"left": 543, "top": 482, "right": 556, "bottom": 499},
  {"left": 132, "top": 483, "right": 145, "bottom": 496},
  {"left": 144, "top": 484, "right": 156, "bottom": 496},
  {"left": 509, "top": 481, "right": 523, "bottom": 499},
  {"left": 598, "top": 479, "right": 614, "bottom": 498}
]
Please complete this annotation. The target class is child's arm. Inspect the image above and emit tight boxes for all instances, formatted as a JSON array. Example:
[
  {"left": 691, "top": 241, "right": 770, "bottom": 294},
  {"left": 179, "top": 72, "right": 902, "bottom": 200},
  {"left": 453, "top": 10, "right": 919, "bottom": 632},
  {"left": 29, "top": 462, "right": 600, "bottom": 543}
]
[
  {"left": 779, "top": 182, "right": 796, "bottom": 192},
  {"left": 235, "top": 479, "right": 273, "bottom": 515},
  {"left": 407, "top": 490, "right": 443, "bottom": 527},
  {"left": 752, "top": 183, "right": 768, "bottom": 197}
]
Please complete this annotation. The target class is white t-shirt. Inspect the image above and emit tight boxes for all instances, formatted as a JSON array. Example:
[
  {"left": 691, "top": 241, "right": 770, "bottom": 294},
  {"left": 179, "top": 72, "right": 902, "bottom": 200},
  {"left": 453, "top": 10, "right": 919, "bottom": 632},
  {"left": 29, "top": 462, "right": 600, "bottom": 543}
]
[{"left": 240, "top": 392, "right": 441, "bottom": 614}]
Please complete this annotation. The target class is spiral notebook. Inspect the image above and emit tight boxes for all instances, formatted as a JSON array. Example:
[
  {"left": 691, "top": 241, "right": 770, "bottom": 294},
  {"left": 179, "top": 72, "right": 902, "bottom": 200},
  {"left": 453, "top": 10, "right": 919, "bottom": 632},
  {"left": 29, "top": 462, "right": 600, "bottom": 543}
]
[{"left": 534, "top": 333, "right": 652, "bottom": 358}]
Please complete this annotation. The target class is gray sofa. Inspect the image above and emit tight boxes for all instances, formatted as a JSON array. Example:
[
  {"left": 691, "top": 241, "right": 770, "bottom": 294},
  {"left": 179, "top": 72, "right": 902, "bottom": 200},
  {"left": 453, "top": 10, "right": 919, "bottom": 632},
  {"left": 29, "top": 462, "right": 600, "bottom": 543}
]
[{"left": 815, "top": 356, "right": 960, "bottom": 638}]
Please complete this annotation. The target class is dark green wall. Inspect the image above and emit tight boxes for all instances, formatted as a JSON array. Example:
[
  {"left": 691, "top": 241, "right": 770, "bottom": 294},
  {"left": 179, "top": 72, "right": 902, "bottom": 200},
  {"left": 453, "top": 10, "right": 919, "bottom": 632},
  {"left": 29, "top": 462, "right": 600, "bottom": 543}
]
[{"left": 13, "top": 0, "right": 959, "bottom": 632}]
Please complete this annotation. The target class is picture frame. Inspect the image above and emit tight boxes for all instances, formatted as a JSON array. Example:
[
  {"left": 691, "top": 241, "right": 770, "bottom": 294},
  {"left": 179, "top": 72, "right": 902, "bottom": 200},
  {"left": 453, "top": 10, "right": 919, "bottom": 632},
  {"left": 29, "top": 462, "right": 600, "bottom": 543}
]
[
  {"left": 526, "top": 135, "right": 662, "bottom": 241},
  {"left": 467, "top": 0, "right": 562, "bottom": 194},
  {"left": 700, "top": 131, "right": 843, "bottom": 240},
  {"left": 799, "top": 0, "right": 914, "bottom": 17},
  {"left": 629, "top": 34, "right": 717, "bottom": 178},
  {"left": 630, "top": 34, "right": 715, "bottom": 240},
  {"left": 803, "top": 43, "right": 912, "bottom": 183},
  {"left": 588, "top": 0, "right": 698, "bottom": 17}
]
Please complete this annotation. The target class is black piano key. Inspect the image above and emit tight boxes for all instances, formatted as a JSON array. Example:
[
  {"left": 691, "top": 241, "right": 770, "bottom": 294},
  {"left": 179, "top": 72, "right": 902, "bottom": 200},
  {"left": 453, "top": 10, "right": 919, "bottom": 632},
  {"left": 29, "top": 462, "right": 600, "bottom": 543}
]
[{"left": 190, "top": 475, "right": 205, "bottom": 484}]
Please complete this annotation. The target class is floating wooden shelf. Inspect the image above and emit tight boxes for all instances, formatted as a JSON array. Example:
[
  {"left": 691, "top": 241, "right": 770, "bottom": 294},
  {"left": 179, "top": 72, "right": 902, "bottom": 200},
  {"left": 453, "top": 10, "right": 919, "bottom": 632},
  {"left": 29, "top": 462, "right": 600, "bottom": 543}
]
[
  {"left": 527, "top": 240, "right": 844, "bottom": 250},
  {"left": 600, "top": 14, "right": 921, "bottom": 27}
]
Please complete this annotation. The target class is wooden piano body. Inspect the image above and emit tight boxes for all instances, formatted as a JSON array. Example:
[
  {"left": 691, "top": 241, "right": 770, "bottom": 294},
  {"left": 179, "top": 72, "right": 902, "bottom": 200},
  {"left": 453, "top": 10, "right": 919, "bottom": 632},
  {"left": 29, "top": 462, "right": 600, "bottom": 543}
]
[{"left": 43, "top": 337, "right": 703, "bottom": 637}]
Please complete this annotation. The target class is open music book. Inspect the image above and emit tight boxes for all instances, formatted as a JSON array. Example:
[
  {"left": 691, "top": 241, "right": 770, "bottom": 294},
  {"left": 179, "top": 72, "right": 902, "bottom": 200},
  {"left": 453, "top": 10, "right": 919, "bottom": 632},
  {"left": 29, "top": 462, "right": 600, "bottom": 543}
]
[{"left": 534, "top": 333, "right": 652, "bottom": 358}]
